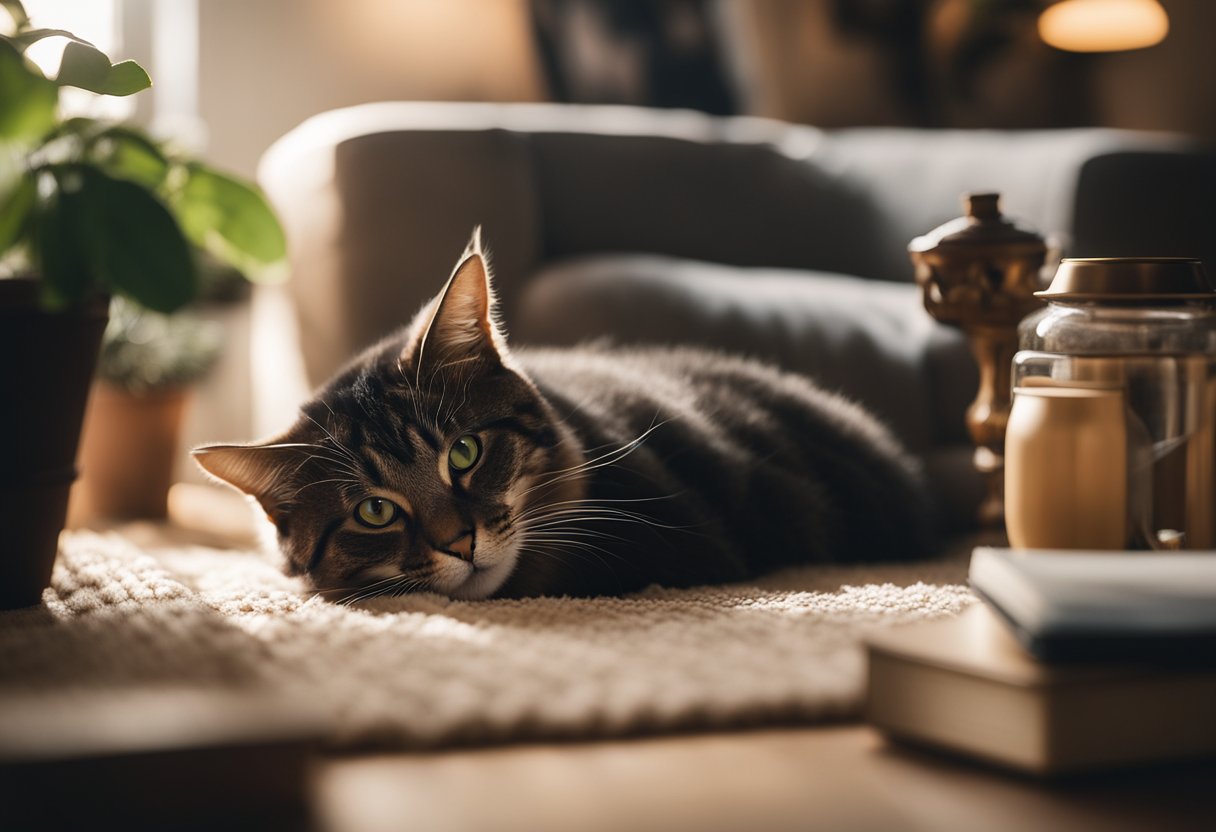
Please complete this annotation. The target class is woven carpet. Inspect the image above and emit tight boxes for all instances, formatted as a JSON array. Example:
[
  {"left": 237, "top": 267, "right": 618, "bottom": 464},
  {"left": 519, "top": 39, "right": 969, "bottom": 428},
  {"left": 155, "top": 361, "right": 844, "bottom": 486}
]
[{"left": 0, "top": 530, "right": 974, "bottom": 750}]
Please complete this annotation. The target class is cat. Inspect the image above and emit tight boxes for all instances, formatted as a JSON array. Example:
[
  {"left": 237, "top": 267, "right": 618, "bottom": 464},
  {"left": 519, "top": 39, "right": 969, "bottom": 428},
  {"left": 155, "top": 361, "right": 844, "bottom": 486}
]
[{"left": 194, "top": 229, "right": 932, "bottom": 600}]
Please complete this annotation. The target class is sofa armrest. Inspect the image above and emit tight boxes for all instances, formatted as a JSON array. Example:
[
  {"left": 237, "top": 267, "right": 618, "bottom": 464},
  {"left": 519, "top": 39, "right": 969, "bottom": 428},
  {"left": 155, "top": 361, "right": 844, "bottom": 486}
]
[
  {"left": 1072, "top": 150, "right": 1216, "bottom": 270},
  {"left": 258, "top": 104, "right": 547, "bottom": 384},
  {"left": 814, "top": 127, "right": 1204, "bottom": 284}
]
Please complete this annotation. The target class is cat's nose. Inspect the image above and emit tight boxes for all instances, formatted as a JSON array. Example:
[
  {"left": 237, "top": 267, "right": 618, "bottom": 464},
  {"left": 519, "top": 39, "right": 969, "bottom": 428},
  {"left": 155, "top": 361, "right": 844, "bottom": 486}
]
[{"left": 439, "top": 529, "right": 475, "bottom": 563}]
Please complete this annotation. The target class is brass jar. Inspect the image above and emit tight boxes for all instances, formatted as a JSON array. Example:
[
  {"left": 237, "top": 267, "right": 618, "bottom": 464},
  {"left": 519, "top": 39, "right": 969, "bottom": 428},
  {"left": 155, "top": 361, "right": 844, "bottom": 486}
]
[{"left": 909, "top": 192, "right": 1048, "bottom": 527}]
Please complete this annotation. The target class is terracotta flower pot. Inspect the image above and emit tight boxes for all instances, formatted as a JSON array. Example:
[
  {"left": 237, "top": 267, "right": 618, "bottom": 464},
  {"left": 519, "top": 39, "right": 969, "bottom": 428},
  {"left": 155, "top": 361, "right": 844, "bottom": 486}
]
[
  {"left": 69, "top": 383, "right": 190, "bottom": 525},
  {"left": 0, "top": 279, "right": 108, "bottom": 610}
]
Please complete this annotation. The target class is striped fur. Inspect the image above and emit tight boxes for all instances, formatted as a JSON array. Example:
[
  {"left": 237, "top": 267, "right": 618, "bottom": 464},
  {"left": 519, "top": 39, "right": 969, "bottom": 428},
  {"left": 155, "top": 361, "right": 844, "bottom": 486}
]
[{"left": 195, "top": 232, "right": 931, "bottom": 600}]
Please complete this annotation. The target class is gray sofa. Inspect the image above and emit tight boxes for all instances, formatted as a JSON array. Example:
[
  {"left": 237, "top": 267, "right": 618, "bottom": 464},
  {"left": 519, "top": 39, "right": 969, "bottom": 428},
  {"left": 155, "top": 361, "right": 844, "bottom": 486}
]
[{"left": 258, "top": 102, "right": 1216, "bottom": 533}]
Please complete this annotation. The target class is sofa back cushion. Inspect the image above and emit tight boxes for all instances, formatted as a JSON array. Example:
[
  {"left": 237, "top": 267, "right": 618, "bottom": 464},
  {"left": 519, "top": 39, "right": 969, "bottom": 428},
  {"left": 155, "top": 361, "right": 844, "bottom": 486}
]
[{"left": 260, "top": 103, "right": 1208, "bottom": 389}]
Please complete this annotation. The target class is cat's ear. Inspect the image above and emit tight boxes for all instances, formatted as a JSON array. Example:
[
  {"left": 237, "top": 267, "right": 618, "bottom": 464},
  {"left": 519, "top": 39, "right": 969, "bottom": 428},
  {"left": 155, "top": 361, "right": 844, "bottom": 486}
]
[
  {"left": 408, "top": 227, "right": 511, "bottom": 372},
  {"left": 192, "top": 441, "right": 306, "bottom": 522}
]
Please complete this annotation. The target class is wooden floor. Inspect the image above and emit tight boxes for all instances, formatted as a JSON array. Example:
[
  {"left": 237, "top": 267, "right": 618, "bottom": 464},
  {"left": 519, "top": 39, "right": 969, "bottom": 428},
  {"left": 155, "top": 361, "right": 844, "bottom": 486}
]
[
  {"left": 315, "top": 725, "right": 1216, "bottom": 832},
  {"left": 119, "top": 489, "right": 1216, "bottom": 830}
]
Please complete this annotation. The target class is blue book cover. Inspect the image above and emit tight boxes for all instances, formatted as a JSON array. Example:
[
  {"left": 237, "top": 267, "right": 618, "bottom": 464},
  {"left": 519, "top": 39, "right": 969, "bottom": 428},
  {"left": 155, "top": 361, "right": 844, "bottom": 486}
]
[{"left": 968, "top": 547, "right": 1216, "bottom": 663}]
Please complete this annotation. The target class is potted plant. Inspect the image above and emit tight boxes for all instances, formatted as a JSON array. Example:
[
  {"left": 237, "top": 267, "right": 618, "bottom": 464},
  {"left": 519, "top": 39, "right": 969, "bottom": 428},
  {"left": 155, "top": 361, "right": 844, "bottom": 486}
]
[
  {"left": 0, "top": 1, "right": 285, "bottom": 607},
  {"left": 68, "top": 296, "right": 223, "bottom": 525}
]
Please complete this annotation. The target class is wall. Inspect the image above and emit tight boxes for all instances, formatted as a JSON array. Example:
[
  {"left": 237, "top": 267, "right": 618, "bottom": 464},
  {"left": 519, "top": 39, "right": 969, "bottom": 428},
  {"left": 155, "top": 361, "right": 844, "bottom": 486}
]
[
  {"left": 190, "top": 0, "right": 1216, "bottom": 179},
  {"left": 1091, "top": 0, "right": 1216, "bottom": 140},
  {"left": 725, "top": 0, "right": 1215, "bottom": 139},
  {"left": 197, "top": 0, "right": 545, "bottom": 178}
]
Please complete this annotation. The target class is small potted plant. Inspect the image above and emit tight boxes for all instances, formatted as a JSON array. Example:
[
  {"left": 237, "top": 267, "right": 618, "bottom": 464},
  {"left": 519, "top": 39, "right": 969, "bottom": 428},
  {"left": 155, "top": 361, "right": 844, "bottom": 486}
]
[
  {"left": 68, "top": 296, "right": 223, "bottom": 525},
  {"left": 0, "top": 1, "right": 285, "bottom": 607}
]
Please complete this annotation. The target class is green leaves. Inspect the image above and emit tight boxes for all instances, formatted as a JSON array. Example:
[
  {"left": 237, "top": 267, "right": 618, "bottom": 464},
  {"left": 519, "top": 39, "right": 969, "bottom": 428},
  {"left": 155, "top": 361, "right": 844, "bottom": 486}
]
[
  {"left": 173, "top": 164, "right": 286, "bottom": 280},
  {"left": 87, "top": 125, "right": 170, "bottom": 188},
  {"left": 30, "top": 169, "right": 93, "bottom": 308},
  {"left": 85, "top": 170, "right": 197, "bottom": 311},
  {"left": 10, "top": 127, "right": 286, "bottom": 312},
  {"left": 36, "top": 120, "right": 171, "bottom": 189},
  {"left": 0, "top": 171, "right": 35, "bottom": 253},
  {"left": 3, "top": 20, "right": 150, "bottom": 98},
  {"left": 0, "top": 37, "right": 56, "bottom": 141},
  {"left": 55, "top": 40, "right": 150, "bottom": 96},
  {"left": 0, "top": 0, "right": 274, "bottom": 315},
  {"left": 6, "top": 28, "right": 81, "bottom": 50},
  {"left": 31, "top": 166, "right": 197, "bottom": 312}
]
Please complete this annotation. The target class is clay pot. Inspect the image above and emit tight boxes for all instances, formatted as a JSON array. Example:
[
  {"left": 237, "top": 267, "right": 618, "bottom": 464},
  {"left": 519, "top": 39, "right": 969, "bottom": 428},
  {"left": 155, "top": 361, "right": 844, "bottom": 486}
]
[
  {"left": 69, "top": 383, "right": 190, "bottom": 525},
  {"left": 0, "top": 278, "right": 108, "bottom": 610}
]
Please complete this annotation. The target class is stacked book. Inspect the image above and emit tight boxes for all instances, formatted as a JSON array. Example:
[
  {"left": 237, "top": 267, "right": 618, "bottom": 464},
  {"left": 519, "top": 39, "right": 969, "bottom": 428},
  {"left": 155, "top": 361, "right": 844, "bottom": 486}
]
[{"left": 865, "top": 547, "right": 1216, "bottom": 775}]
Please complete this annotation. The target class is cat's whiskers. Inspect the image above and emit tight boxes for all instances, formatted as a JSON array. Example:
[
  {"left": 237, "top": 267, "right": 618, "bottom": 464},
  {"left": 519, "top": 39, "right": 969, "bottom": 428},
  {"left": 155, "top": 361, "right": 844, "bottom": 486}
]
[
  {"left": 514, "top": 508, "right": 633, "bottom": 532},
  {"left": 332, "top": 568, "right": 431, "bottom": 605},
  {"left": 428, "top": 355, "right": 481, "bottom": 431},
  {"left": 288, "top": 440, "right": 356, "bottom": 459},
  {"left": 397, "top": 357, "right": 427, "bottom": 430},
  {"left": 287, "top": 476, "right": 364, "bottom": 500},
  {"left": 299, "top": 451, "right": 359, "bottom": 471},
  {"left": 442, "top": 369, "right": 475, "bottom": 429},
  {"left": 523, "top": 527, "right": 632, "bottom": 550},
  {"left": 496, "top": 512, "right": 630, "bottom": 579},
  {"left": 279, "top": 437, "right": 371, "bottom": 500},
  {"left": 332, "top": 582, "right": 395, "bottom": 606},
  {"left": 297, "top": 454, "right": 364, "bottom": 482},
  {"left": 433, "top": 370, "right": 453, "bottom": 432},
  {"left": 513, "top": 500, "right": 710, "bottom": 574},
  {"left": 511, "top": 493, "right": 682, "bottom": 526},
  {"left": 355, "top": 574, "right": 417, "bottom": 604},
  {"left": 300, "top": 412, "right": 357, "bottom": 460},
  {"left": 391, "top": 574, "right": 429, "bottom": 598},
  {"left": 525, "top": 530, "right": 632, "bottom": 561},
  {"left": 319, "top": 465, "right": 366, "bottom": 489},
  {"left": 513, "top": 539, "right": 621, "bottom": 577},
  {"left": 310, "top": 570, "right": 405, "bottom": 604},
  {"left": 526, "top": 419, "right": 665, "bottom": 484},
  {"left": 298, "top": 414, "right": 367, "bottom": 484},
  {"left": 519, "top": 418, "right": 672, "bottom": 499},
  {"left": 408, "top": 384, "right": 443, "bottom": 438},
  {"left": 522, "top": 513, "right": 691, "bottom": 538},
  {"left": 430, "top": 369, "right": 450, "bottom": 435},
  {"left": 420, "top": 354, "right": 475, "bottom": 435},
  {"left": 518, "top": 498, "right": 695, "bottom": 530},
  {"left": 549, "top": 391, "right": 595, "bottom": 432}
]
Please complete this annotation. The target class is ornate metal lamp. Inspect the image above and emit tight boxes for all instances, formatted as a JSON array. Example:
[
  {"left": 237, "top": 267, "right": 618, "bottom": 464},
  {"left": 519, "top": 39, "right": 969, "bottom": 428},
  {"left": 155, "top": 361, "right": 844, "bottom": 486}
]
[{"left": 909, "top": 193, "right": 1048, "bottom": 527}]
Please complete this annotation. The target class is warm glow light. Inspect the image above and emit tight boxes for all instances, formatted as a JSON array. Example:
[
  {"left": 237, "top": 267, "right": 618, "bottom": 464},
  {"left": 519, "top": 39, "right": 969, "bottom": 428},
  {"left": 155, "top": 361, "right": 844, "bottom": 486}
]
[
  {"left": 23, "top": 0, "right": 118, "bottom": 75},
  {"left": 1038, "top": 0, "right": 1169, "bottom": 52},
  {"left": 22, "top": 0, "right": 131, "bottom": 119}
]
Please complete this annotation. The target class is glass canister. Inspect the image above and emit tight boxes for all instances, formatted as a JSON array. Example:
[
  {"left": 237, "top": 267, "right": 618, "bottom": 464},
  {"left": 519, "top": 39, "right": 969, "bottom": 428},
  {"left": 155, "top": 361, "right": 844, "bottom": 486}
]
[{"left": 1009, "top": 257, "right": 1216, "bottom": 550}]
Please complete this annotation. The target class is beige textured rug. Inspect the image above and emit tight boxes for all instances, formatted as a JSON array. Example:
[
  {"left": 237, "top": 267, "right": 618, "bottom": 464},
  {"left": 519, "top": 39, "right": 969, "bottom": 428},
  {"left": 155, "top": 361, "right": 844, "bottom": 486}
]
[{"left": 0, "top": 531, "right": 974, "bottom": 749}]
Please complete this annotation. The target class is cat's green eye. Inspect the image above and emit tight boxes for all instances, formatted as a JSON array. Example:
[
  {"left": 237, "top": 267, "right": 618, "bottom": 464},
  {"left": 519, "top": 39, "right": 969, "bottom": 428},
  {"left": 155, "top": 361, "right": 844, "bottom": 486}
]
[
  {"left": 448, "top": 434, "right": 481, "bottom": 472},
  {"left": 355, "top": 497, "right": 399, "bottom": 528}
]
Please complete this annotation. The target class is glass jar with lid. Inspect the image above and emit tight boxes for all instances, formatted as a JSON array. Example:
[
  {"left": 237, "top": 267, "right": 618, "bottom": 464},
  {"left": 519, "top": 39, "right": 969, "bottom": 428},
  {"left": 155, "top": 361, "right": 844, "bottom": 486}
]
[{"left": 1010, "top": 257, "right": 1216, "bottom": 549}]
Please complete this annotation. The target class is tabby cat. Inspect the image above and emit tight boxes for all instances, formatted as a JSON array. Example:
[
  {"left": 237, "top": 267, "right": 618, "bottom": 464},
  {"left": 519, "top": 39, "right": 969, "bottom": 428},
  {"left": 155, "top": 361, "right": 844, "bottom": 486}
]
[{"left": 194, "top": 230, "right": 931, "bottom": 600}]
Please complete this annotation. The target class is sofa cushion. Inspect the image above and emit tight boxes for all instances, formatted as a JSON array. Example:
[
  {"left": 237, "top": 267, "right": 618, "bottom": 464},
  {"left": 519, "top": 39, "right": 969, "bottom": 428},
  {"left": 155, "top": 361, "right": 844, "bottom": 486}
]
[
  {"left": 515, "top": 254, "right": 982, "bottom": 529},
  {"left": 530, "top": 130, "right": 892, "bottom": 281},
  {"left": 514, "top": 254, "right": 976, "bottom": 452}
]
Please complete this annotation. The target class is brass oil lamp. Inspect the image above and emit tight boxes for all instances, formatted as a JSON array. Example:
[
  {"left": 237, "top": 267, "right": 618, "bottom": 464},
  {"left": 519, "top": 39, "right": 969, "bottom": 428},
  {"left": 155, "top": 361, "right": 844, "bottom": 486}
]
[{"left": 909, "top": 193, "right": 1048, "bottom": 527}]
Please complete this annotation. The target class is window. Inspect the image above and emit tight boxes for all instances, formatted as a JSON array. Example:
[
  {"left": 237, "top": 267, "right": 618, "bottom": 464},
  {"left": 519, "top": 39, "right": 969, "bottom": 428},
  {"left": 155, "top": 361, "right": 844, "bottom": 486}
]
[{"left": 22, "top": 0, "right": 133, "bottom": 119}]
